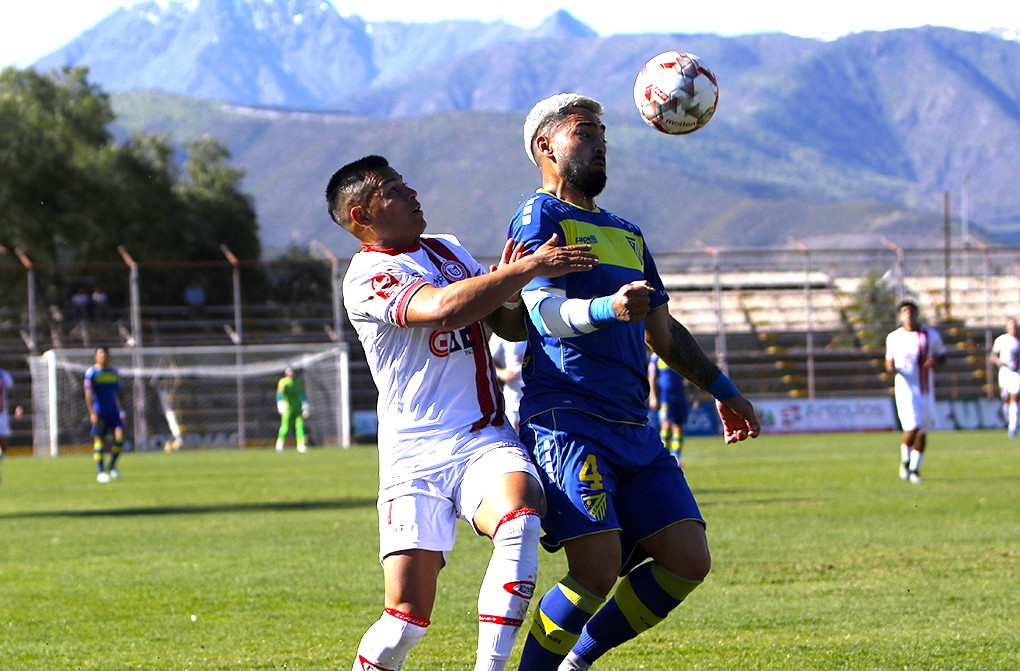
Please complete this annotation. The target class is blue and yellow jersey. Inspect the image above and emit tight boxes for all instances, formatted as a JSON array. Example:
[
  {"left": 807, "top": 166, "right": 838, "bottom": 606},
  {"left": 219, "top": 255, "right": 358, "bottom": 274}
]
[
  {"left": 652, "top": 353, "right": 688, "bottom": 402},
  {"left": 508, "top": 190, "right": 669, "bottom": 424},
  {"left": 84, "top": 365, "right": 121, "bottom": 414}
]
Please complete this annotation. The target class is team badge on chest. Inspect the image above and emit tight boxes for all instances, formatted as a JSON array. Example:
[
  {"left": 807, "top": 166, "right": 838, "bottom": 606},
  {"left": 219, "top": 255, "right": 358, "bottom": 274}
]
[{"left": 440, "top": 260, "right": 468, "bottom": 283}]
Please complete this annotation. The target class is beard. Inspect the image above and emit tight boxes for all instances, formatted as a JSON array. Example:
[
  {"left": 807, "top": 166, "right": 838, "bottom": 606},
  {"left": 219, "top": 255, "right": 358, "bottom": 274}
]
[{"left": 560, "top": 154, "right": 607, "bottom": 198}]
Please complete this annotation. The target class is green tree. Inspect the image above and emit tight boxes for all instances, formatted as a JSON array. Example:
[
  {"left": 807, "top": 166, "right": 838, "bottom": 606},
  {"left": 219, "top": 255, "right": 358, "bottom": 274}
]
[{"left": 0, "top": 66, "right": 260, "bottom": 307}]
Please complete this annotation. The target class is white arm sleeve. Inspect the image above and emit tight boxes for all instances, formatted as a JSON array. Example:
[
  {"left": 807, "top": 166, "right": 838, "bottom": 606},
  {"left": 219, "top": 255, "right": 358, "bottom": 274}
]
[{"left": 522, "top": 287, "right": 602, "bottom": 338}]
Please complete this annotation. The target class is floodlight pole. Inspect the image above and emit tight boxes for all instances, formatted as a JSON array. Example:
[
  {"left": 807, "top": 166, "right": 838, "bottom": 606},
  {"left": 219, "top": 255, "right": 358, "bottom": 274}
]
[
  {"left": 791, "top": 238, "right": 815, "bottom": 400},
  {"left": 13, "top": 248, "right": 38, "bottom": 353},
  {"left": 220, "top": 245, "right": 246, "bottom": 448},
  {"left": 697, "top": 241, "right": 728, "bottom": 374},
  {"left": 312, "top": 240, "right": 351, "bottom": 447},
  {"left": 117, "top": 245, "right": 148, "bottom": 448},
  {"left": 970, "top": 235, "right": 994, "bottom": 399},
  {"left": 881, "top": 237, "right": 905, "bottom": 305}
]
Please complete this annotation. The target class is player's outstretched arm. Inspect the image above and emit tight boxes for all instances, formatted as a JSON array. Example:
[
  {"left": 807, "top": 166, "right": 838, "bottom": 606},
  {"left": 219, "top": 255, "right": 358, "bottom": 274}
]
[
  {"left": 646, "top": 307, "right": 760, "bottom": 443},
  {"left": 406, "top": 235, "right": 597, "bottom": 331}
]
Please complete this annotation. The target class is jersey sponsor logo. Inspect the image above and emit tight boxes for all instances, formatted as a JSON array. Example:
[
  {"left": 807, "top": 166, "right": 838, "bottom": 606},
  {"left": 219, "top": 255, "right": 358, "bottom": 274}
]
[
  {"left": 371, "top": 272, "right": 401, "bottom": 299},
  {"left": 428, "top": 325, "right": 482, "bottom": 357},
  {"left": 503, "top": 580, "right": 536, "bottom": 599},
  {"left": 582, "top": 492, "right": 608, "bottom": 521},
  {"left": 575, "top": 234, "right": 598, "bottom": 244},
  {"left": 440, "top": 260, "right": 468, "bottom": 282}
]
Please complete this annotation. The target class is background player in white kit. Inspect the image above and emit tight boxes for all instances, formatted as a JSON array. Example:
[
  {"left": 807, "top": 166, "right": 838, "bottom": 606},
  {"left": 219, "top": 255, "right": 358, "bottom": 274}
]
[
  {"left": 489, "top": 332, "right": 528, "bottom": 432},
  {"left": 326, "top": 155, "right": 598, "bottom": 671},
  {"left": 885, "top": 300, "right": 946, "bottom": 483},
  {"left": 989, "top": 318, "right": 1020, "bottom": 438}
]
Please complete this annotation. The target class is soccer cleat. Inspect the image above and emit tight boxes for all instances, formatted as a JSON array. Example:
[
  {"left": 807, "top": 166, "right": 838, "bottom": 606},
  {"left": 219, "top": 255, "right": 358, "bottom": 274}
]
[
  {"left": 908, "top": 470, "right": 922, "bottom": 484},
  {"left": 297, "top": 444, "right": 307, "bottom": 453},
  {"left": 110, "top": 469, "right": 121, "bottom": 480},
  {"left": 899, "top": 463, "right": 910, "bottom": 481},
  {"left": 558, "top": 653, "right": 591, "bottom": 671},
  {"left": 97, "top": 472, "right": 111, "bottom": 484},
  {"left": 275, "top": 442, "right": 284, "bottom": 452}
]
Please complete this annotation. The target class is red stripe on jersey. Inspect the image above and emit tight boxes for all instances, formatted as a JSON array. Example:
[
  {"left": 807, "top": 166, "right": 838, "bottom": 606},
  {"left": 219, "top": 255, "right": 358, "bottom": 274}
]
[
  {"left": 420, "top": 238, "right": 504, "bottom": 431},
  {"left": 394, "top": 280, "right": 428, "bottom": 328},
  {"left": 478, "top": 614, "right": 524, "bottom": 627}
]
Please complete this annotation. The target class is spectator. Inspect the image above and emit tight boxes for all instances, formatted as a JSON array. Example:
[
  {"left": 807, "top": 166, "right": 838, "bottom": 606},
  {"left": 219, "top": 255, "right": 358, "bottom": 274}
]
[
  {"left": 70, "top": 286, "right": 90, "bottom": 322},
  {"left": 90, "top": 284, "right": 109, "bottom": 320},
  {"left": 184, "top": 280, "right": 206, "bottom": 316},
  {"left": 0, "top": 367, "right": 25, "bottom": 484}
]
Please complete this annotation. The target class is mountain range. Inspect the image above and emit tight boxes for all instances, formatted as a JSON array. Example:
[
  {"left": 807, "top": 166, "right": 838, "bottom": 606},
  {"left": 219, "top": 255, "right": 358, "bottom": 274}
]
[{"left": 32, "top": 0, "right": 1020, "bottom": 256}]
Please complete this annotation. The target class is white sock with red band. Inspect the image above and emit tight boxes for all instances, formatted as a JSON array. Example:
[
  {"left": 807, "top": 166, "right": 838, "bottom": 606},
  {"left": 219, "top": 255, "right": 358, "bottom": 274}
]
[
  {"left": 352, "top": 607, "right": 429, "bottom": 671},
  {"left": 475, "top": 508, "right": 541, "bottom": 671}
]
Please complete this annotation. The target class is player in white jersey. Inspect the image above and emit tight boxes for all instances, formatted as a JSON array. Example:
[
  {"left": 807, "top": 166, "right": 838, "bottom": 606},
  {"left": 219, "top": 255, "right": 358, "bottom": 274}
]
[
  {"left": 326, "top": 155, "right": 598, "bottom": 671},
  {"left": 989, "top": 318, "right": 1020, "bottom": 438},
  {"left": 885, "top": 300, "right": 946, "bottom": 483},
  {"left": 488, "top": 333, "right": 528, "bottom": 431},
  {"left": 0, "top": 368, "right": 25, "bottom": 483}
]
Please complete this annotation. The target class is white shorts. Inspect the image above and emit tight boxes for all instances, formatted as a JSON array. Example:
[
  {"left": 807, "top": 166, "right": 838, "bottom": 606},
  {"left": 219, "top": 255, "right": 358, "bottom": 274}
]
[
  {"left": 376, "top": 427, "right": 539, "bottom": 563},
  {"left": 0, "top": 413, "right": 10, "bottom": 438},
  {"left": 894, "top": 380, "right": 936, "bottom": 432},
  {"left": 998, "top": 367, "right": 1020, "bottom": 396}
]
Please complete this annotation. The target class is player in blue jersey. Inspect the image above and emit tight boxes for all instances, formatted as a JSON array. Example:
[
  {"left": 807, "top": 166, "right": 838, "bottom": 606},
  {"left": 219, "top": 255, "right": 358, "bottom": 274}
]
[
  {"left": 84, "top": 346, "right": 126, "bottom": 483},
  {"left": 648, "top": 353, "right": 696, "bottom": 467},
  {"left": 510, "top": 93, "right": 760, "bottom": 671}
]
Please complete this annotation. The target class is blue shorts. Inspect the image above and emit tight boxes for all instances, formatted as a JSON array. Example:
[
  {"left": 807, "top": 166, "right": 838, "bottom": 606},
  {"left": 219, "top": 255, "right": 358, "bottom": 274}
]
[
  {"left": 91, "top": 411, "right": 124, "bottom": 437},
  {"left": 659, "top": 398, "right": 690, "bottom": 426},
  {"left": 520, "top": 409, "right": 703, "bottom": 574}
]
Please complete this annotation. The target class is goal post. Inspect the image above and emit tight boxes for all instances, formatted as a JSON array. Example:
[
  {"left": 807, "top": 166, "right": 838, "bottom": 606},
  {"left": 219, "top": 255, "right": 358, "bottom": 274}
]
[{"left": 29, "top": 343, "right": 352, "bottom": 456}]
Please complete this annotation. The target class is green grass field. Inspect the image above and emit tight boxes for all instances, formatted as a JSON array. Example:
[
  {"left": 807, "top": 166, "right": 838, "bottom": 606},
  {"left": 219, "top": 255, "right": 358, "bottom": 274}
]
[{"left": 2, "top": 430, "right": 1017, "bottom": 670}]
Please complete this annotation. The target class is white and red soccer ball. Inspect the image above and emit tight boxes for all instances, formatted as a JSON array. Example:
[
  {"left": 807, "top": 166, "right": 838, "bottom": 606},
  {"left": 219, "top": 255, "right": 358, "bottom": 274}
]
[{"left": 633, "top": 50, "right": 719, "bottom": 135}]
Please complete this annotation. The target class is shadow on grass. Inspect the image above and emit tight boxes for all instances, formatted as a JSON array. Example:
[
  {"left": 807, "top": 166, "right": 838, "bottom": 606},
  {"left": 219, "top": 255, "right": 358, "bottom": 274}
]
[{"left": 0, "top": 497, "right": 377, "bottom": 520}]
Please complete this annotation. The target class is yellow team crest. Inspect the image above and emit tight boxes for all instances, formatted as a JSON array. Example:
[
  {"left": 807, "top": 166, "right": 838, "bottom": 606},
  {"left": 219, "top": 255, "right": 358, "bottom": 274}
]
[{"left": 582, "top": 492, "right": 608, "bottom": 521}]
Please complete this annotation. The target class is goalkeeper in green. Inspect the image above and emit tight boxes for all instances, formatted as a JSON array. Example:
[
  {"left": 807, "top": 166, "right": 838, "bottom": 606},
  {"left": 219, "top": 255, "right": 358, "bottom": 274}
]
[{"left": 275, "top": 367, "right": 309, "bottom": 452}]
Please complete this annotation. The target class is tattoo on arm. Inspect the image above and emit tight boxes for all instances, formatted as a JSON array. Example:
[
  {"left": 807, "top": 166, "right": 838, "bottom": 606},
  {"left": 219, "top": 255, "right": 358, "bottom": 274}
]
[{"left": 665, "top": 317, "right": 722, "bottom": 388}]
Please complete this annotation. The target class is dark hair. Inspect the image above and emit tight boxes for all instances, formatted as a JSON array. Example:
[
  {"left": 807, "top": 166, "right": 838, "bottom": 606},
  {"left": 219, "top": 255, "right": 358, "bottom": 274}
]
[
  {"left": 896, "top": 299, "right": 918, "bottom": 312},
  {"left": 325, "top": 155, "right": 390, "bottom": 228}
]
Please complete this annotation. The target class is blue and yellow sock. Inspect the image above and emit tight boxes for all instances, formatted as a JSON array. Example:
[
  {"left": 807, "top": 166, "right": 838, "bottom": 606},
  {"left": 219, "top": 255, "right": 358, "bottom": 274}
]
[
  {"left": 517, "top": 575, "right": 604, "bottom": 671},
  {"left": 571, "top": 561, "right": 702, "bottom": 665},
  {"left": 93, "top": 437, "right": 105, "bottom": 473}
]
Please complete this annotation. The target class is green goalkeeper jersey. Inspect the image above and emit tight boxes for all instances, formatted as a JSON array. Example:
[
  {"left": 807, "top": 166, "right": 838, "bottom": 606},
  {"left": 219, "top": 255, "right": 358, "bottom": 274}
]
[{"left": 276, "top": 376, "right": 307, "bottom": 410}]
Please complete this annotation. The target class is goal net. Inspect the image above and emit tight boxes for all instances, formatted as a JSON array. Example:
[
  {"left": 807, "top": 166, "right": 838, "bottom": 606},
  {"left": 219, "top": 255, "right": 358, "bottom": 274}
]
[{"left": 29, "top": 343, "right": 352, "bottom": 456}]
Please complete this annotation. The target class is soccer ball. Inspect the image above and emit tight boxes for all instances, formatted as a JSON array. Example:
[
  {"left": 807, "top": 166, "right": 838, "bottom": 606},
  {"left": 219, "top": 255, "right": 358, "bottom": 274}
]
[{"left": 633, "top": 51, "right": 719, "bottom": 135}]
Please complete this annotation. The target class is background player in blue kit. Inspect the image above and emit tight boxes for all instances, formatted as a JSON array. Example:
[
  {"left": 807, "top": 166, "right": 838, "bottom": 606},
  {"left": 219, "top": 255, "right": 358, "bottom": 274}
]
[
  {"left": 509, "top": 93, "right": 760, "bottom": 671},
  {"left": 648, "top": 352, "right": 697, "bottom": 467},
  {"left": 84, "top": 346, "right": 126, "bottom": 483}
]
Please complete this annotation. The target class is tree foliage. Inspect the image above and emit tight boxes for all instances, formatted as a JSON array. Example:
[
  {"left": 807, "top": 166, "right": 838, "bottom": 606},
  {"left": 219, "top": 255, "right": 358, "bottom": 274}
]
[{"left": 0, "top": 66, "right": 260, "bottom": 305}]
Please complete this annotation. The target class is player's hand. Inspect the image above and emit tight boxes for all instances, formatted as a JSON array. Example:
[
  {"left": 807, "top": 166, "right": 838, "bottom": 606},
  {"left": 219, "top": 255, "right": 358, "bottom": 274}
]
[
  {"left": 716, "top": 395, "right": 761, "bottom": 444},
  {"left": 277, "top": 402, "right": 286, "bottom": 415},
  {"left": 528, "top": 234, "right": 599, "bottom": 278},
  {"left": 612, "top": 281, "right": 654, "bottom": 322},
  {"left": 302, "top": 403, "right": 310, "bottom": 419}
]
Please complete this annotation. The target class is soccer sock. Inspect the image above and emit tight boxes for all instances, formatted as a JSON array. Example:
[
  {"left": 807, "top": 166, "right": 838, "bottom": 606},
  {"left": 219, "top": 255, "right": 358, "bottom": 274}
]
[
  {"left": 568, "top": 561, "right": 702, "bottom": 666},
  {"left": 295, "top": 417, "right": 306, "bottom": 446},
  {"left": 670, "top": 429, "right": 684, "bottom": 459},
  {"left": 474, "top": 508, "right": 541, "bottom": 671},
  {"left": 517, "top": 575, "right": 604, "bottom": 671},
  {"left": 352, "top": 607, "right": 429, "bottom": 671},
  {"left": 900, "top": 443, "right": 911, "bottom": 468},
  {"left": 109, "top": 441, "right": 123, "bottom": 469},
  {"left": 1008, "top": 401, "right": 1017, "bottom": 433},
  {"left": 93, "top": 437, "right": 105, "bottom": 473},
  {"left": 908, "top": 448, "right": 924, "bottom": 473}
]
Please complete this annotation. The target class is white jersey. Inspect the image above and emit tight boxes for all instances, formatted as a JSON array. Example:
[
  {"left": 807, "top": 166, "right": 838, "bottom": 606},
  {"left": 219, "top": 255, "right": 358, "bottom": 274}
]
[
  {"left": 992, "top": 333, "right": 1020, "bottom": 372},
  {"left": 488, "top": 333, "right": 527, "bottom": 408},
  {"left": 992, "top": 332, "right": 1020, "bottom": 395},
  {"left": 343, "top": 234, "right": 509, "bottom": 488},
  {"left": 885, "top": 325, "right": 946, "bottom": 397}
]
